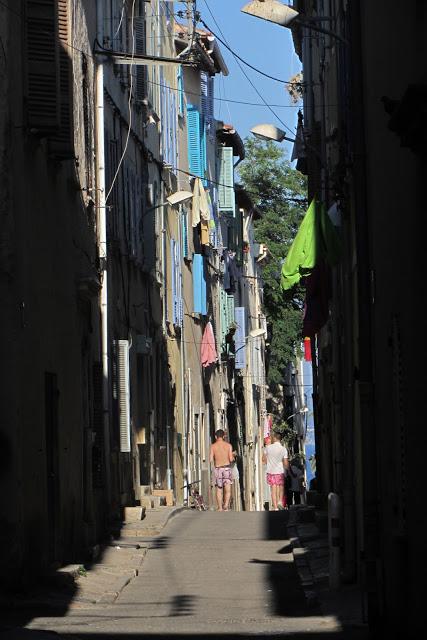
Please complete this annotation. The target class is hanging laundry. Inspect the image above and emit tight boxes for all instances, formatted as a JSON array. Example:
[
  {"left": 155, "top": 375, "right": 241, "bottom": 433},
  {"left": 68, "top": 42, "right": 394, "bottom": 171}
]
[
  {"left": 222, "top": 249, "right": 231, "bottom": 290},
  {"left": 200, "top": 220, "right": 210, "bottom": 246},
  {"left": 201, "top": 321, "right": 217, "bottom": 368},
  {"left": 224, "top": 251, "right": 240, "bottom": 293},
  {"left": 192, "top": 177, "right": 210, "bottom": 227}
]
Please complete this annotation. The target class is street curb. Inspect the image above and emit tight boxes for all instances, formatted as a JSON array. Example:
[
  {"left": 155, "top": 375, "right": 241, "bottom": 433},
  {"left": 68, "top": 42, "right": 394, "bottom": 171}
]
[
  {"left": 163, "top": 506, "right": 185, "bottom": 525},
  {"left": 286, "top": 512, "right": 320, "bottom": 608}
]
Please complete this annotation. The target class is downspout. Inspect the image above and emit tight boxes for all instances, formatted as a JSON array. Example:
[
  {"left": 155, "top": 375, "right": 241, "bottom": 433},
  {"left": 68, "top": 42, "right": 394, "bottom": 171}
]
[
  {"left": 180, "top": 335, "right": 187, "bottom": 501},
  {"left": 95, "top": 1, "right": 111, "bottom": 506}
]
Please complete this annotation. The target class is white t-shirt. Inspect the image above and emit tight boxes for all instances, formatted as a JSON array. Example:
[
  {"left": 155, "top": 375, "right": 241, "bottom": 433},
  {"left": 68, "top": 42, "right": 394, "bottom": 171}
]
[{"left": 264, "top": 441, "right": 288, "bottom": 474}]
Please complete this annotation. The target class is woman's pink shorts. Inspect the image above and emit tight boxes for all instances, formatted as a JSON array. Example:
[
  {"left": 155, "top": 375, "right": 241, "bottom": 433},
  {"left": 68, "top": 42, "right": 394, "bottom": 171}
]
[{"left": 267, "top": 472, "right": 285, "bottom": 486}]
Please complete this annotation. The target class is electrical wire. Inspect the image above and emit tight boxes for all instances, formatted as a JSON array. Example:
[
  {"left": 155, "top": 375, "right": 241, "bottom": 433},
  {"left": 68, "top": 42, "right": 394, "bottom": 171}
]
[
  {"left": 147, "top": 77, "right": 302, "bottom": 108},
  {"left": 162, "top": 162, "right": 306, "bottom": 203},
  {"left": 201, "top": 1, "right": 322, "bottom": 160},
  {"left": 200, "top": 18, "right": 302, "bottom": 87},
  {"left": 113, "top": 0, "right": 127, "bottom": 38},
  {"left": 201, "top": 1, "right": 299, "bottom": 141},
  {"left": 105, "top": 0, "right": 136, "bottom": 204}
]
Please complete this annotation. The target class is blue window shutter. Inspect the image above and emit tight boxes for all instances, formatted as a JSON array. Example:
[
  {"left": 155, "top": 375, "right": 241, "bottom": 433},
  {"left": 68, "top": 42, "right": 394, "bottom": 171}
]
[
  {"left": 193, "top": 253, "right": 206, "bottom": 315},
  {"left": 175, "top": 238, "right": 182, "bottom": 328},
  {"left": 218, "top": 147, "right": 235, "bottom": 215},
  {"left": 200, "top": 71, "right": 208, "bottom": 118},
  {"left": 177, "top": 66, "right": 185, "bottom": 114},
  {"left": 234, "top": 307, "right": 246, "bottom": 369},
  {"left": 170, "top": 239, "right": 176, "bottom": 325},
  {"left": 171, "top": 91, "right": 177, "bottom": 168},
  {"left": 201, "top": 120, "right": 207, "bottom": 186},
  {"left": 187, "top": 105, "right": 203, "bottom": 178},
  {"left": 181, "top": 209, "right": 189, "bottom": 258},
  {"left": 201, "top": 72, "right": 215, "bottom": 141},
  {"left": 208, "top": 77, "right": 214, "bottom": 123}
]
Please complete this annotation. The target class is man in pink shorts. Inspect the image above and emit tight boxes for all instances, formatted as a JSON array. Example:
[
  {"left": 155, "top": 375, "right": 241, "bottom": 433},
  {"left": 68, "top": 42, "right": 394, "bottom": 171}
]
[
  {"left": 209, "top": 429, "right": 235, "bottom": 511},
  {"left": 262, "top": 429, "right": 290, "bottom": 510}
]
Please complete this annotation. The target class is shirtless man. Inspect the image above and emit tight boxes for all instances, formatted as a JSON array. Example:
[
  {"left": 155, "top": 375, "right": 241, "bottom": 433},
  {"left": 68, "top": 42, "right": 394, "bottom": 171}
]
[{"left": 209, "top": 429, "right": 235, "bottom": 511}]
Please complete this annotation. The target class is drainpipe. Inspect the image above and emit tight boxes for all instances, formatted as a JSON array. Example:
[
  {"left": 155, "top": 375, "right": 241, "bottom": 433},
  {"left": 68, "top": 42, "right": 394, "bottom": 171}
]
[
  {"left": 95, "top": 1, "right": 111, "bottom": 506},
  {"left": 180, "top": 342, "right": 187, "bottom": 501}
]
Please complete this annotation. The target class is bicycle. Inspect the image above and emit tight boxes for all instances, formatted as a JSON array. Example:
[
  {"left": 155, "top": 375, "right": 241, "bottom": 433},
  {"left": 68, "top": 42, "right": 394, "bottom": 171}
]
[{"left": 182, "top": 480, "right": 208, "bottom": 511}]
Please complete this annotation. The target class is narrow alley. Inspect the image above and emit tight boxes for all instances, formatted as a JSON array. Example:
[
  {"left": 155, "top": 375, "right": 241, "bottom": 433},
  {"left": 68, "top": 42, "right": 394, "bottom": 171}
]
[{"left": 3, "top": 508, "right": 368, "bottom": 639}]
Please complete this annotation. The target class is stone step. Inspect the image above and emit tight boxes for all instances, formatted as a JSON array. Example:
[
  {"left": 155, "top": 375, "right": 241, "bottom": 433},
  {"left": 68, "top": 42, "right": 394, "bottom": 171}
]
[
  {"left": 122, "top": 505, "right": 146, "bottom": 522},
  {"left": 140, "top": 495, "right": 166, "bottom": 509},
  {"left": 152, "top": 489, "right": 174, "bottom": 506}
]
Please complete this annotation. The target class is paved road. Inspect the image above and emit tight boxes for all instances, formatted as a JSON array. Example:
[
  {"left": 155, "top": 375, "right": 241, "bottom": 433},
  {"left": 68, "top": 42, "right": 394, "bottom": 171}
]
[{"left": 20, "top": 510, "right": 366, "bottom": 639}]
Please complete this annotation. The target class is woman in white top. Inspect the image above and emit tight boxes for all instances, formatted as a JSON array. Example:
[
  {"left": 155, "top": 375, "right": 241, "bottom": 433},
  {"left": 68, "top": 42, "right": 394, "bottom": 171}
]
[{"left": 262, "top": 430, "right": 290, "bottom": 510}]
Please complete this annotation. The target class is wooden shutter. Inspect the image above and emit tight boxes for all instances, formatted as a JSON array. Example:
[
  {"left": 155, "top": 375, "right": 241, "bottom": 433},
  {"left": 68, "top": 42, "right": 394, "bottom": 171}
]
[
  {"left": 117, "top": 340, "right": 131, "bottom": 453},
  {"left": 219, "top": 287, "right": 228, "bottom": 354},
  {"left": 170, "top": 238, "right": 177, "bottom": 325},
  {"left": 201, "top": 71, "right": 214, "bottom": 141},
  {"left": 142, "top": 184, "right": 156, "bottom": 272},
  {"left": 192, "top": 253, "right": 207, "bottom": 315},
  {"left": 25, "top": 0, "right": 60, "bottom": 133},
  {"left": 92, "top": 362, "right": 105, "bottom": 488},
  {"left": 176, "top": 237, "right": 183, "bottom": 327},
  {"left": 177, "top": 66, "right": 185, "bottom": 115},
  {"left": 234, "top": 306, "right": 246, "bottom": 370},
  {"left": 186, "top": 105, "right": 204, "bottom": 179},
  {"left": 49, "top": 0, "right": 73, "bottom": 157},
  {"left": 135, "top": 14, "right": 147, "bottom": 102},
  {"left": 234, "top": 208, "right": 244, "bottom": 264},
  {"left": 226, "top": 294, "right": 235, "bottom": 332},
  {"left": 218, "top": 147, "right": 235, "bottom": 216},
  {"left": 181, "top": 209, "right": 189, "bottom": 258}
]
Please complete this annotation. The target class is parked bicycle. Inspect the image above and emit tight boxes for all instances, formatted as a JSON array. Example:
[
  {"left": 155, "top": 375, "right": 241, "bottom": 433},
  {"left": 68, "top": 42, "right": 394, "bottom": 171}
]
[{"left": 182, "top": 480, "right": 208, "bottom": 511}]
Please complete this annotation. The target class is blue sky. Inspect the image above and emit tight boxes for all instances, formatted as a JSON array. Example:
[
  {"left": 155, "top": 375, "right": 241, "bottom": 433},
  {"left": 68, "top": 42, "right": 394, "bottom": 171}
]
[{"left": 195, "top": 0, "right": 302, "bottom": 156}]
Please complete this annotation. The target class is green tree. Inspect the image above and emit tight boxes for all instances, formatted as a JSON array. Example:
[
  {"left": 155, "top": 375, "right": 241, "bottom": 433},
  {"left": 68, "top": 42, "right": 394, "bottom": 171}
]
[{"left": 238, "top": 137, "right": 307, "bottom": 391}]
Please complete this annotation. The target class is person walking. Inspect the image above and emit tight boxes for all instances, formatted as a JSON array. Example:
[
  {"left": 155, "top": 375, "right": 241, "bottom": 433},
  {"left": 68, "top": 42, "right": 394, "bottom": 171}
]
[
  {"left": 287, "top": 459, "right": 305, "bottom": 505},
  {"left": 209, "top": 429, "right": 235, "bottom": 511},
  {"left": 262, "top": 430, "right": 290, "bottom": 511}
]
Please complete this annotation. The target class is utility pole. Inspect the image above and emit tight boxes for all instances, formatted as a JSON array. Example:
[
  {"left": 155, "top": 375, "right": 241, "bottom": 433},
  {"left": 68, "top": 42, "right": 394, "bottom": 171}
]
[{"left": 186, "top": 0, "right": 195, "bottom": 54}]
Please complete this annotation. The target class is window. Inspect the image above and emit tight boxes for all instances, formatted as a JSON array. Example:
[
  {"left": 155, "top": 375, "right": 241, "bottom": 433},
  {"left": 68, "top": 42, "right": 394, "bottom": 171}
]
[
  {"left": 177, "top": 66, "right": 185, "bottom": 116},
  {"left": 186, "top": 104, "right": 206, "bottom": 181},
  {"left": 192, "top": 254, "right": 207, "bottom": 315},
  {"left": 218, "top": 147, "right": 235, "bottom": 216},
  {"left": 160, "top": 69, "right": 178, "bottom": 169},
  {"left": 25, "top": 0, "right": 73, "bottom": 157},
  {"left": 170, "top": 238, "right": 183, "bottom": 328}
]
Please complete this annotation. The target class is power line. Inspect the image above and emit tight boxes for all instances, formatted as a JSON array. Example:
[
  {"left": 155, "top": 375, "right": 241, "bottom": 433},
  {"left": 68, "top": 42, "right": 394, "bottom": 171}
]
[
  {"left": 146, "top": 76, "right": 302, "bottom": 108},
  {"left": 201, "top": 2, "right": 322, "bottom": 160},
  {"left": 200, "top": 2, "right": 298, "bottom": 141},
  {"left": 164, "top": 162, "right": 306, "bottom": 203},
  {"left": 200, "top": 18, "right": 301, "bottom": 87},
  {"left": 105, "top": 0, "right": 136, "bottom": 204}
]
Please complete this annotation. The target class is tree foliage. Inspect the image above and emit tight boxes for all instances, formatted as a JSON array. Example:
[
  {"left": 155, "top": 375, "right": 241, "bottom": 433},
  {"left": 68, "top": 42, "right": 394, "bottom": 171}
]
[{"left": 238, "top": 137, "right": 307, "bottom": 390}]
